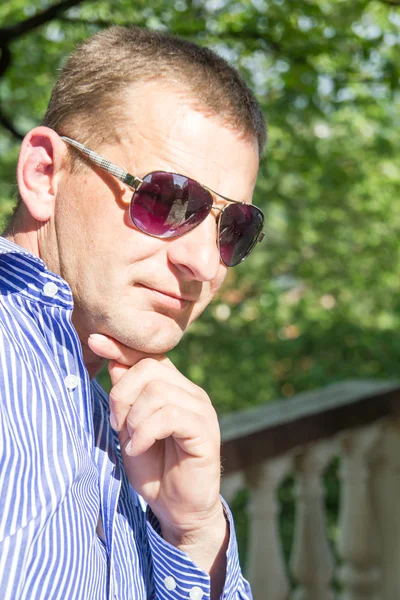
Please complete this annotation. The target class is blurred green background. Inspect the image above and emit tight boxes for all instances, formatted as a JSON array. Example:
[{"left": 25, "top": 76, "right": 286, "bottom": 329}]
[
  {"left": 2, "top": 0, "right": 400, "bottom": 414},
  {"left": 2, "top": 0, "right": 400, "bottom": 574}
]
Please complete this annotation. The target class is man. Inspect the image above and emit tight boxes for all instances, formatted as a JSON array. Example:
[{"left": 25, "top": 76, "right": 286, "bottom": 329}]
[{"left": 0, "top": 26, "right": 266, "bottom": 600}]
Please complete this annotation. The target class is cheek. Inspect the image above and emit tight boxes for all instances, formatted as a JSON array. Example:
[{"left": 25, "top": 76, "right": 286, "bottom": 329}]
[
  {"left": 74, "top": 187, "right": 130, "bottom": 256},
  {"left": 69, "top": 171, "right": 128, "bottom": 227}
]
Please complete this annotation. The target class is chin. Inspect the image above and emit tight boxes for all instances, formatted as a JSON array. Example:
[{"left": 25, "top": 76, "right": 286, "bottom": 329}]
[{"left": 111, "top": 318, "right": 186, "bottom": 355}]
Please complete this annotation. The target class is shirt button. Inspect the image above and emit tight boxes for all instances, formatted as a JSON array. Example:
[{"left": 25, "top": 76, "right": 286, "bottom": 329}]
[
  {"left": 64, "top": 375, "right": 79, "bottom": 390},
  {"left": 43, "top": 282, "right": 59, "bottom": 298},
  {"left": 189, "top": 587, "right": 204, "bottom": 600},
  {"left": 164, "top": 576, "right": 176, "bottom": 591}
]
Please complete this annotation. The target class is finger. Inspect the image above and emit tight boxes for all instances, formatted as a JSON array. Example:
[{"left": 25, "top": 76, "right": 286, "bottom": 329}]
[
  {"left": 109, "top": 359, "right": 209, "bottom": 431},
  {"left": 124, "top": 405, "right": 213, "bottom": 457},
  {"left": 108, "top": 360, "right": 130, "bottom": 386},
  {"left": 124, "top": 381, "right": 216, "bottom": 437},
  {"left": 88, "top": 333, "right": 173, "bottom": 368}
]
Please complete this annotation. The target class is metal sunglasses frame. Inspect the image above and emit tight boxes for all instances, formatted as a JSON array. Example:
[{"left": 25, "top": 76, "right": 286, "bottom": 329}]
[{"left": 60, "top": 135, "right": 265, "bottom": 266}]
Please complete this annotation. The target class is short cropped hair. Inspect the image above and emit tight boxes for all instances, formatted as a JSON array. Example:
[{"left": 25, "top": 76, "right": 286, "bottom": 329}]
[{"left": 42, "top": 26, "right": 266, "bottom": 156}]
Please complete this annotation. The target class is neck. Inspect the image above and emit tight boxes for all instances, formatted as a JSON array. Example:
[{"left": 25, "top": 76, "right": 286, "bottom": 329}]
[
  {"left": 72, "top": 311, "right": 109, "bottom": 379},
  {"left": 5, "top": 213, "right": 106, "bottom": 380},
  {"left": 3, "top": 213, "right": 42, "bottom": 258}
]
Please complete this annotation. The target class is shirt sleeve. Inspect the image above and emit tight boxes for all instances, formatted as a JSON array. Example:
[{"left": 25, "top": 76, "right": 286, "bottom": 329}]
[{"left": 146, "top": 496, "right": 253, "bottom": 599}]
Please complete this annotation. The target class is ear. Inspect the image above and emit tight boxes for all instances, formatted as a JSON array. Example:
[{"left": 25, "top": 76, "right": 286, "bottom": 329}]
[{"left": 17, "top": 126, "right": 66, "bottom": 222}]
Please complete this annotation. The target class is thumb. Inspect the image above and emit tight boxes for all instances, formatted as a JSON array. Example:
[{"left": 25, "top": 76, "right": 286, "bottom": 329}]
[
  {"left": 88, "top": 333, "right": 147, "bottom": 365},
  {"left": 88, "top": 333, "right": 176, "bottom": 369}
]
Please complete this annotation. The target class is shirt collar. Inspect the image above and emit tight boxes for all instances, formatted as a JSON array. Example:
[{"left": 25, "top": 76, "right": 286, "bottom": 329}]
[
  {"left": 0, "top": 236, "right": 74, "bottom": 309},
  {"left": 0, "top": 235, "right": 42, "bottom": 257}
]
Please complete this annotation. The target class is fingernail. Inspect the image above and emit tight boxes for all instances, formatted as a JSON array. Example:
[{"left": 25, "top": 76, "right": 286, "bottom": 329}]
[
  {"left": 110, "top": 412, "right": 118, "bottom": 430},
  {"left": 89, "top": 334, "right": 108, "bottom": 343},
  {"left": 125, "top": 439, "right": 135, "bottom": 456}
]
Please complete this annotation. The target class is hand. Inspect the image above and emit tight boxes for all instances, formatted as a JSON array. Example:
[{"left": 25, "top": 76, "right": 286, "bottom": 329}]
[{"left": 88, "top": 334, "right": 224, "bottom": 542}]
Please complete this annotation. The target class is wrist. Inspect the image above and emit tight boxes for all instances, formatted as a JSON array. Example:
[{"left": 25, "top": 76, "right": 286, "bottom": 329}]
[
  {"left": 149, "top": 500, "right": 230, "bottom": 597},
  {"left": 159, "top": 500, "right": 228, "bottom": 557}
]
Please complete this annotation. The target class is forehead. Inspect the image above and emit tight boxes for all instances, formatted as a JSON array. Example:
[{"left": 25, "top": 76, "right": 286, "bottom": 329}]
[{"left": 114, "top": 81, "right": 260, "bottom": 202}]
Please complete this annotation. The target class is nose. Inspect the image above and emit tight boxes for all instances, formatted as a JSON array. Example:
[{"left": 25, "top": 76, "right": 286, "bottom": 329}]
[{"left": 166, "top": 214, "right": 222, "bottom": 281}]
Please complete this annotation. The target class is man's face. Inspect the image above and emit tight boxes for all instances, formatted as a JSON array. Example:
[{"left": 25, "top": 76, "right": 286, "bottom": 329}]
[{"left": 51, "top": 83, "right": 259, "bottom": 355}]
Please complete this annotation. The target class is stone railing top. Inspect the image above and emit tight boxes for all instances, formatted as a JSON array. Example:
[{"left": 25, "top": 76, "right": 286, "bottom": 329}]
[
  {"left": 219, "top": 380, "right": 400, "bottom": 473},
  {"left": 220, "top": 380, "right": 399, "bottom": 442}
]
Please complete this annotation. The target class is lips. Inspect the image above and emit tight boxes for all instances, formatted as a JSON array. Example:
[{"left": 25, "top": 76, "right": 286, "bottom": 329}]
[{"left": 135, "top": 284, "right": 199, "bottom": 308}]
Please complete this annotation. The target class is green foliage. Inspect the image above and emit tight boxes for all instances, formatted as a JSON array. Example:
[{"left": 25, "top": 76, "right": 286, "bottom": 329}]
[
  {"left": 2, "top": 0, "right": 400, "bottom": 581},
  {"left": 2, "top": 0, "right": 400, "bottom": 412}
]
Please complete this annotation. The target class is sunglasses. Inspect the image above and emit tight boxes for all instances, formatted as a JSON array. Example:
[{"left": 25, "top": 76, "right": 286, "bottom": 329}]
[{"left": 60, "top": 136, "right": 264, "bottom": 267}]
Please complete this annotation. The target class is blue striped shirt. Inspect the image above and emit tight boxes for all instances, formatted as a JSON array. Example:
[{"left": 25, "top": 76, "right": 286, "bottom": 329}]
[{"left": 0, "top": 237, "right": 251, "bottom": 600}]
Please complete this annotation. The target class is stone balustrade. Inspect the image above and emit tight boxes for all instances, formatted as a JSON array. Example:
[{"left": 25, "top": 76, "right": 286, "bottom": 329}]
[{"left": 219, "top": 380, "right": 400, "bottom": 599}]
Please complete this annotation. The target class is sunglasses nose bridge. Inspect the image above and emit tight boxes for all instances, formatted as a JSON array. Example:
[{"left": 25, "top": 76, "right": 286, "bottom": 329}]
[{"left": 211, "top": 204, "right": 223, "bottom": 230}]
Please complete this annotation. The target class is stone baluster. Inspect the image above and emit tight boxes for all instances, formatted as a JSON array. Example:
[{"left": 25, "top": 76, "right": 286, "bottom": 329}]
[
  {"left": 290, "top": 440, "right": 336, "bottom": 600},
  {"left": 369, "top": 418, "right": 400, "bottom": 600},
  {"left": 337, "top": 424, "right": 382, "bottom": 600},
  {"left": 245, "top": 456, "right": 292, "bottom": 600}
]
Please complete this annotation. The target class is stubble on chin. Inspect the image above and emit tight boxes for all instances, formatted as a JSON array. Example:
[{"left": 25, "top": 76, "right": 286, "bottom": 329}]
[{"left": 100, "top": 310, "right": 188, "bottom": 355}]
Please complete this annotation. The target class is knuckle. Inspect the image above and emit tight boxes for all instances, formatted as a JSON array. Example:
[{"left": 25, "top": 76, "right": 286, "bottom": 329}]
[
  {"left": 109, "top": 386, "right": 124, "bottom": 407},
  {"left": 168, "top": 404, "right": 180, "bottom": 421},
  {"left": 133, "top": 420, "right": 146, "bottom": 438},
  {"left": 126, "top": 413, "right": 139, "bottom": 433},
  {"left": 136, "top": 357, "right": 158, "bottom": 373},
  {"left": 197, "top": 391, "right": 217, "bottom": 419},
  {"left": 194, "top": 384, "right": 212, "bottom": 404},
  {"left": 209, "top": 403, "right": 218, "bottom": 421},
  {"left": 144, "top": 380, "right": 165, "bottom": 398}
]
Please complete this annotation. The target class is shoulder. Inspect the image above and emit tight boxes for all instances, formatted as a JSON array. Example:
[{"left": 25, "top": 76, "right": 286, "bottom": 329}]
[{"left": 0, "top": 298, "right": 50, "bottom": 382}]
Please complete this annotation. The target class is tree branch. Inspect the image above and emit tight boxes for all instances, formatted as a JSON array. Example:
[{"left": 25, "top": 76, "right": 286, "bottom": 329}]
[
  {"left": 0, "top": 0, "right": 91, "bottom": 140},
  {"left": 58, "top": 15, "right": 121, "bottom": 28},
  {"left": 0, "top": 46, "right": 24, "bottom": 139},
  {"left": 0, "top": 108, "right": 23, "bottom": 140},
  {"left": 0, "top": 45, "right": 11, "bottom": 78},
  {"left": 0, "top": 0, "right": 87, "bottom": 43}
]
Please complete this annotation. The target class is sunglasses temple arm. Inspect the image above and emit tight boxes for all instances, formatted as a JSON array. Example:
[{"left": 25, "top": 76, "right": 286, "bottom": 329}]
[{"left": 60, "top": 136, "right": 142, "bottom": 190}]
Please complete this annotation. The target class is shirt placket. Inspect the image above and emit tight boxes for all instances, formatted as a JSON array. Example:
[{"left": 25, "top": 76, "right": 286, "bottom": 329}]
[{"left": 95, "top": 418, "right": 123, "bottom": 599}]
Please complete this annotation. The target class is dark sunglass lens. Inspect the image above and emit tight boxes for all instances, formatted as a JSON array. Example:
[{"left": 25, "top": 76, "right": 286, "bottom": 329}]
[
  {"left": 130, "top": 172, "right": 213, "bottom": 238},
  {"left": 219, "top": 204, "right": 264, "bottom": 267}
]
